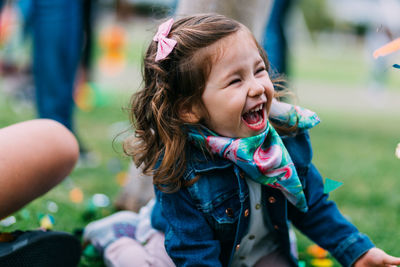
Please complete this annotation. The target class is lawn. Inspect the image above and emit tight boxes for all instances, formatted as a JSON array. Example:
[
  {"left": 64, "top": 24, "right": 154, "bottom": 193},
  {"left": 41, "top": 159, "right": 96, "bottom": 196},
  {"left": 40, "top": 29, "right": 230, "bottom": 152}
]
[
  {"left": 1, "top": 16, "right": 399, "bottom": 266},
  {"left": 296, "top": 110, "right": 400, "bottom": 266}
]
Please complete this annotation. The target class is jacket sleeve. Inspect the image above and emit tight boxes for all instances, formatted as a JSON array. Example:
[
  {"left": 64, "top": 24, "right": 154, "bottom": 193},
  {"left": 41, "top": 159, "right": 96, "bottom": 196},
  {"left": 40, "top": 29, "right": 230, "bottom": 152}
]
[
  {"left": 154, "top": 187, "right": 223, "bottom": 267},
  {"left": 286, "top": 132, "right": 374, "bottom": 267}
]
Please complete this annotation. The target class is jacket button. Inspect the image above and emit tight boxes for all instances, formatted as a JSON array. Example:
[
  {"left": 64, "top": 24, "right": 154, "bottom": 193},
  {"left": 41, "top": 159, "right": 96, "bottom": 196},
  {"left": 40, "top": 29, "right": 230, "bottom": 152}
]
[
  {"left": 239, "top": 171, "right": 245, "bottom": 179},
  {"left": 236, "top": 244, "right": 240, "bottom": 251},
  {"left": 244, "top": 209, "right": 249, "bottom": 217},
  {"left": 274, "top": 225, "right": 279, "bottom": 230},
  {"left": 248, "top": 235, "right": 255, "bottom": 240},
  {"left": 225, "top": 208, "right": 234, "bottom": 217},
  {"left": 268, "top": 196, "right": 276, "bottom": 204},
  {"left": 255, "top": 203, "right": 261, "bottom": 210}
]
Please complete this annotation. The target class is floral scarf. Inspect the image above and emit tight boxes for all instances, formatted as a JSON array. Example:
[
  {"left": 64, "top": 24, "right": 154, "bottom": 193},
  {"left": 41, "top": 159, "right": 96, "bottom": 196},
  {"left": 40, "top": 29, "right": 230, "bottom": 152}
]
[{"left": 187, "top": 100, "right": 320, "bottom": 212}]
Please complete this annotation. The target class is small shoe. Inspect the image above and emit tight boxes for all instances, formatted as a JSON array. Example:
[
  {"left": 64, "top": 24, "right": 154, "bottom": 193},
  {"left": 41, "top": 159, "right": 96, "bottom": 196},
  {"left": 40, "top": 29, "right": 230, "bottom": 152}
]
[
  {"left": 83, "top": 210, "right": 139, "bottom": 253},
  {"left": 0, "top": 230, "right": 81, "bottom": 267}
]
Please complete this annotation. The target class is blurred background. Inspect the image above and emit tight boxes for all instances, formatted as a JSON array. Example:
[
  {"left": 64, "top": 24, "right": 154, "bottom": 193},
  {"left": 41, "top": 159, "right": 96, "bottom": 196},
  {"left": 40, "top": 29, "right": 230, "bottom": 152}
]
[{"left": 0, "top": 0, "right": 399, "bottom": 266}]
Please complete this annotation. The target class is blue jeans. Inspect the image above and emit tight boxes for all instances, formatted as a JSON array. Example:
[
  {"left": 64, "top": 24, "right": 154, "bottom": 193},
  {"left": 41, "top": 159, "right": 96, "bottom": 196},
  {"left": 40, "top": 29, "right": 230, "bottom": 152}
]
[
  {"left": 263, "top": 0, "right": 292, "bottom": 76},
  {"left": 33, "top": 0, "right": 83, "bottom": 132}
]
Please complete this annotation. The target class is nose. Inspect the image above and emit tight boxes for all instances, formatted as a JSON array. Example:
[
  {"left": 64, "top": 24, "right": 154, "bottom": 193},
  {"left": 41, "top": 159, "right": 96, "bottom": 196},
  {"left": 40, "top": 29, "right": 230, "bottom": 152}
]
[{"left": 247, "top": 78, "right": 265, "bottom": 98}]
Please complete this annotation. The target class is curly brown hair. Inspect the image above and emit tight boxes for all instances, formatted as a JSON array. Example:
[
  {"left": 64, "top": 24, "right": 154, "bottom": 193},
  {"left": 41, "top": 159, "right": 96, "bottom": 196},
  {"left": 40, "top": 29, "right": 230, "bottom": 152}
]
[{"left": 124, "top": 13, "right": 291, "bottom": 193}]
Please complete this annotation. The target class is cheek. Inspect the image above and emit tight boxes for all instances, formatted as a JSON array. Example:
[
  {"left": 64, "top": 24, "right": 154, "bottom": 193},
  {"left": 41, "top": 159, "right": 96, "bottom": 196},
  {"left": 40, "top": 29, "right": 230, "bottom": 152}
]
[
  {"left": 265, "top": 78, "right": 274, "bottom": 95},
  {"left": 265, "top": 82, "right": 275, "bottom": 113},
  {"left": 202, "top": 94, "right": 241, "bottom": 127},
  {"left": 200, "top": 94, "right": 220, "bottom": 127},
  {"left": 266, "top": 84, "right": 274, "bottom": 99}
]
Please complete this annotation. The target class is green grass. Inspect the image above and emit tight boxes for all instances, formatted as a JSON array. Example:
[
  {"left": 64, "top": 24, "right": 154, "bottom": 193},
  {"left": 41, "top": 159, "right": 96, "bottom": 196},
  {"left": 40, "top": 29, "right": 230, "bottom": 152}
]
[{"left": 296, "top": 110, "right": 400, "bottom": 266}]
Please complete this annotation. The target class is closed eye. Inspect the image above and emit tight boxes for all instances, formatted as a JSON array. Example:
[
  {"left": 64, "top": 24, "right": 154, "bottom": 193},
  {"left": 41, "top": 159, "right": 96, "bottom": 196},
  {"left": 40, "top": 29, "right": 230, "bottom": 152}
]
[
  {"left": 255, "top": 67, "right": 266, "bottom": 74},
  {"left": 228, "top": 78, "right": 241, "bottom": 86}
]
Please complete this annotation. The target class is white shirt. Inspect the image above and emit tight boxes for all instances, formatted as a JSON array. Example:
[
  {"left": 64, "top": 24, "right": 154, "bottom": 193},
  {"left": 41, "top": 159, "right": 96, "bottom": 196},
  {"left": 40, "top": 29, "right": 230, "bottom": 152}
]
[{"left": 231, "top": 178, "right": 279, "bottom": 267}]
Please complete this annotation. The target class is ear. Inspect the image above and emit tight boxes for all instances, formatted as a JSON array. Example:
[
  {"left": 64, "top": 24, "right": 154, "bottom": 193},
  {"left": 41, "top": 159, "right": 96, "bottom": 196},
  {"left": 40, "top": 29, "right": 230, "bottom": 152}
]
[{"left": 179, "top": 103, "right": 202, "bottom": 124}]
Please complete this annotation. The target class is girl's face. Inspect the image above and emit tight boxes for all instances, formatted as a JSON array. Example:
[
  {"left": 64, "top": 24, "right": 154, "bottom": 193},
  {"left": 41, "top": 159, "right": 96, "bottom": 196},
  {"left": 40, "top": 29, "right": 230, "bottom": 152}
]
[{"left": 200, "top": 29, "right": 274, "bottom": 138}]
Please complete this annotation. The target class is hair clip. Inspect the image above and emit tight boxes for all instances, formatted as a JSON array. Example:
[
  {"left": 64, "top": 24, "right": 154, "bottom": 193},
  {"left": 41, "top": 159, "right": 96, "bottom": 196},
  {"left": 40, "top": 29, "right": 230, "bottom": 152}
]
[{"left": 153, "top": 18, "right": 177, "bottom": 61}]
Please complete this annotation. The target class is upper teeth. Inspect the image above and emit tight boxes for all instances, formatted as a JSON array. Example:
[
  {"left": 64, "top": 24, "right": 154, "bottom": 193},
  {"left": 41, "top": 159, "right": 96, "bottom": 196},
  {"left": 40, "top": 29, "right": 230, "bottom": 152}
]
[{"left": 249, "top": 104, "right": 263, "bottom": 113}]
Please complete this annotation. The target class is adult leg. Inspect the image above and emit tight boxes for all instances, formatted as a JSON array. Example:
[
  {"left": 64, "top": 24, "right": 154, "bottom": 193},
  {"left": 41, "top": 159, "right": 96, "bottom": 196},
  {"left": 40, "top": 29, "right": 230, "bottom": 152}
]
[
  {"left": 0, "top": 119, "right": 79, "bottom": 218},
  {"left": 32, "top": 0, "right": 83, "bottom": 132},
  {"left": 262, "top": 0, "right": 293, "bottom": 75}
]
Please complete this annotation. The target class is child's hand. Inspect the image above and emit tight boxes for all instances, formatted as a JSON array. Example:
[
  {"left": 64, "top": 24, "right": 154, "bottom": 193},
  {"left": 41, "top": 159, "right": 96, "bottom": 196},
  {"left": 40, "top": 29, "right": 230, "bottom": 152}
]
[{"left": 354, "top": 248, "right": 400, "bottom": 267}]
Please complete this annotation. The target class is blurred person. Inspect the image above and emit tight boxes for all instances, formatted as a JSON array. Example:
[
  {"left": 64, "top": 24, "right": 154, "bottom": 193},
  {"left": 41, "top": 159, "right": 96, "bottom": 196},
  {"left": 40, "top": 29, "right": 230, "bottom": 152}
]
[
  {"left": 0, "top": 119, "right": 81, "bottom": 266},
  {"left": 365, "top": 26, "right": 392, "bottom": 94},
  {"left": 326, "top": 0, "right": 400, "bottom": 95},
  {"left": 77, "top": 0, "right": 97, "bottom": 86},
  {"left": 32, "top": 0, "right": 83, "bottom": 141},
  {"left": 262, "top": 0, "right": 293, "bottom": 77},
  {"left": 365, "top": 0, "right": 400, "bottom": 96}
]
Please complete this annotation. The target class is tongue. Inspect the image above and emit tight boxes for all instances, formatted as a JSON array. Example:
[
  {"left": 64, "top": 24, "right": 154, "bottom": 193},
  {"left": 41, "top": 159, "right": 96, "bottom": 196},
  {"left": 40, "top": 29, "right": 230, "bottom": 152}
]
[{"left": 243, "top": 111, "right": 260, "bottom": 124}]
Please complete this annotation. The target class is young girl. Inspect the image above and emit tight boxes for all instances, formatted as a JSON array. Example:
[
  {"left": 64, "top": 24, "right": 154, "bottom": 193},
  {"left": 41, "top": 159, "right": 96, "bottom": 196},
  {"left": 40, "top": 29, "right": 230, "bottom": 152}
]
[{"left": 123, "top": 14, "right": 400, "bottom": 266}]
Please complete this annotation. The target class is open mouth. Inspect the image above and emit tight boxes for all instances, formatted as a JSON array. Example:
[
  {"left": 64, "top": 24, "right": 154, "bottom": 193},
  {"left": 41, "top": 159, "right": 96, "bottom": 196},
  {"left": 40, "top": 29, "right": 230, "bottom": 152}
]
[{"left": 242, "top": 104, "right": 266, "bottom": 131}]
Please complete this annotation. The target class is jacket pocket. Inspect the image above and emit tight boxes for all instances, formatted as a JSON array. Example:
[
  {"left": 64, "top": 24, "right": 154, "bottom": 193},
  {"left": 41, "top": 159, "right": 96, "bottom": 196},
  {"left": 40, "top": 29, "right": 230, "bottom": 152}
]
[{"left": 205, "top": 191, "right": 241, "bottom": 241}]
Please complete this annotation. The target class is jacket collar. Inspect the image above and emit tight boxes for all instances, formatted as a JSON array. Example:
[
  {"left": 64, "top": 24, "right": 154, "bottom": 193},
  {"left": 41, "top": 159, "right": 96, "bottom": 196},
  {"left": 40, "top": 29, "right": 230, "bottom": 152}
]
[{"left": 184, "top": 144, "right": 233, "bottom": 178}]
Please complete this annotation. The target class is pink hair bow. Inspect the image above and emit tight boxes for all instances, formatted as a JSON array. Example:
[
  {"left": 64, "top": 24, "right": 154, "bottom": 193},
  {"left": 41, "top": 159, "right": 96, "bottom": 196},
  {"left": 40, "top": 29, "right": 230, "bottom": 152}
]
[{"left": 153, "top": 18, "right": 177, "bottom": 61}]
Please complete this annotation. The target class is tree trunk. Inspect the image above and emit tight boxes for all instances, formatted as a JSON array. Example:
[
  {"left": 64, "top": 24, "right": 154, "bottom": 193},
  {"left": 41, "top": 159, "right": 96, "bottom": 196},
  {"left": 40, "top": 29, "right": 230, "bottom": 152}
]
[{"left": 175, "top": 0, "right": 272, "bottom": 41}]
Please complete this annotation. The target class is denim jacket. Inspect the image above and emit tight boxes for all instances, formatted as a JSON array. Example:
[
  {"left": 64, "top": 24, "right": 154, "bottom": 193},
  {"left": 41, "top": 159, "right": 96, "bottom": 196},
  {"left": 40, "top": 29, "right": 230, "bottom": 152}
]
[{"left": 151, "top": 131, "right": 374, "bottom": 267}]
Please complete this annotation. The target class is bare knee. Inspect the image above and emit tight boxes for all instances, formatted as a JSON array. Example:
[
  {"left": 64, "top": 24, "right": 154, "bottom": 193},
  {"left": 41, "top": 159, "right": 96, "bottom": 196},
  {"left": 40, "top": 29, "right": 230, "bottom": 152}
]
[
  {"left": 0, "top": 119, "right": 80, "bottom": 217},
  {"left": 34, "top": 119, "right": 80, "bottom": 171}
]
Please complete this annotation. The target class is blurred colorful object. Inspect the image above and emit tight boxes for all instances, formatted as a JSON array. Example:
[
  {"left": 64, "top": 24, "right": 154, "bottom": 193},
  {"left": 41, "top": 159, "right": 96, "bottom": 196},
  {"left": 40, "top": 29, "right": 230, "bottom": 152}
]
[
  {"left": 323, "top": 178, "right": 343, "bottom": 194},
  {"left": 69, "top": 187, "right": 84, "bottom": 203},
  {"left": 82, "top": 194, "right": 113, "bottom": 222},
  {"left": 47, "top": 201, "right": 59, "bottom": 213},
  {"left": 393, "top": 64, "right": 400, "bottom": 69},
  {"left": 307, "top": 244, "right": 333, "bottom": 267},
  {"left": 91, "top": 193, "right": 110, "bottom": 208},
  {"left": 373, "top": 38, "right": 400, "bottom": 59},
  {"left": 74, "top": 82, "right": 96, "bottom": 111},
  {"left": 116, "top": 171, "right": 128, "bottom": 186},
  {"left": 74, "top": 82, "right": 107, "bottom": 112},
  {"left": 98, "top": 25, "right": 127, "bottom": 76},
  {"left": 83, "top": 244, "right": 101, "bottom": 258},
  {"left": 39, "top": 214, "right": 55, "bottom": 230},
  {"left": 310, "top": 258, "right": 333, "bottom": 267},
  {"left": 396, "top": 143, "right": 400, "bottom": 159},
  {"left": 81, "top": 243, "right": 103, "bottom": 266},
  {"left": 307, "top": 244, "right": 328, "bottom": 258},
  {"left": 0, "top": 5, "right": 17, "bottom": 45},
  {"left": 0, "top": 216, "right": 16, "bottom": 227}
]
